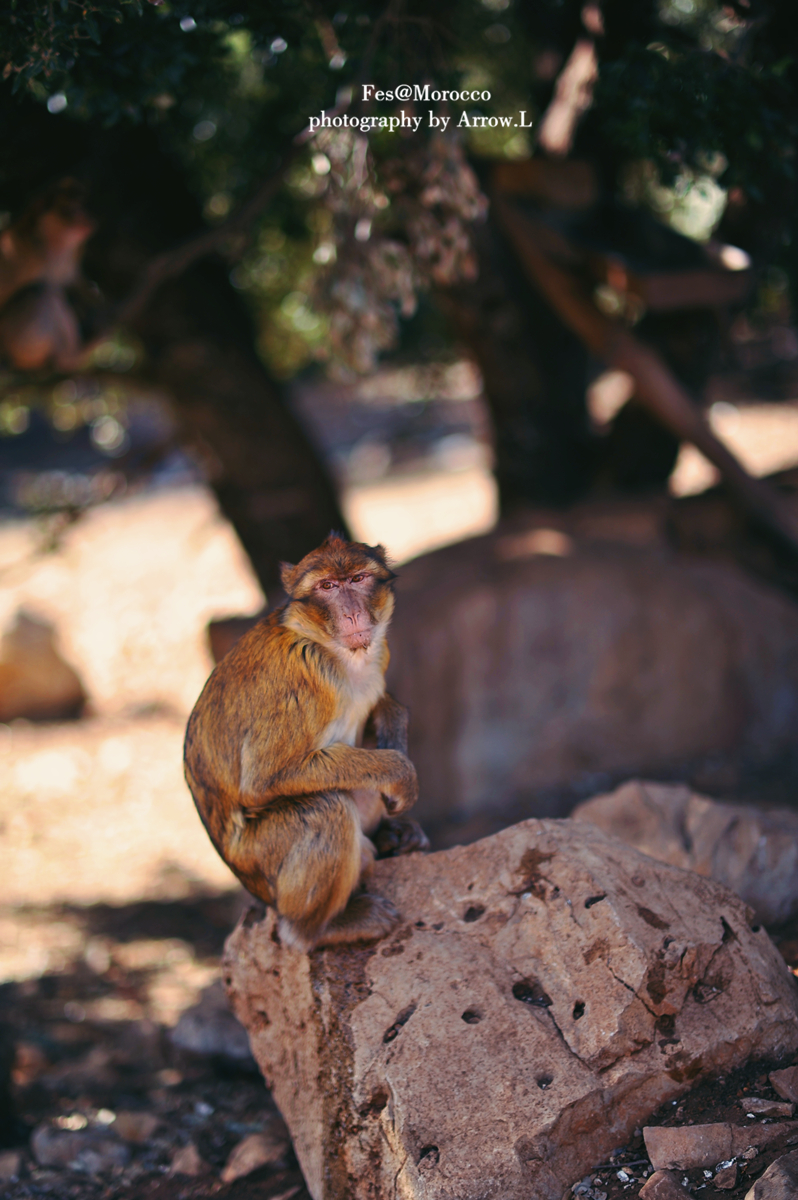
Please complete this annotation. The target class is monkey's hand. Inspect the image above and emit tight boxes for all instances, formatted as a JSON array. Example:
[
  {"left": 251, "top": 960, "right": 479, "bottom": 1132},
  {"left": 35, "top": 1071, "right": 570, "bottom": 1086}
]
[
  {"left": 256, "top": 744, "right": 417, "bottom": 815},
  {"left": 378, "top": 750, "right": 418, "bottom": 815}
]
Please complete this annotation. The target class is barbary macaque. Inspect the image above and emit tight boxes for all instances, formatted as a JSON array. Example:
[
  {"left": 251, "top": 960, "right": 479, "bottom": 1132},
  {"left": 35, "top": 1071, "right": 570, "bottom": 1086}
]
[
  {"left": 184, "top": 534, "right": 427, "bottom": 951},
  {"left": 0, "top": 179, "right": 95, "bottom": 371}
]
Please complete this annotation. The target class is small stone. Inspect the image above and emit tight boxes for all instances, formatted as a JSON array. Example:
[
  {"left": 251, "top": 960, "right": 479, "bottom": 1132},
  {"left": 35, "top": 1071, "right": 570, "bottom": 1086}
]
[
  {"left": 0, "top": 1150, "right": 22, "bottom": 1182},
  {"left": 220, "top": 1127, "right": 290, "bottom": 1183},
  {"left": 113, "top": 1110, "right": 160, "bottom": 1143},
  {"left": 770, "top": 1067, "right": 798, "bottom": 1104},
  {"left": 714, "top": 1162, "right": 738, "bottom": 1189},
  {"left": 738, "top": 1098, "right": 795, "bottom": 1118},
  {"left": 639, "top": 1170, "right": 693, "bottom": 1199},
  {"left": 0, "top": 611, "right": 86, "bottom": 723},
  {"left": 169, "top": 1142, "right": 209, "bottom": 1177},
  {"left": 744, "top": 1148, "right": 798, "bottom": 1199},
  {"left": 644, "top": 1125, "right": 733, "bottom": 1171},
  {"left": 646, "top": 1120, "right": 798, "bottom": 1169},
  {"left": 31, "top": 1124, "right": 129, "bottom": 1173},
  {"left": 12, "top": 1041, "right": 49, "bottom": 1084},
  {"left": 156, "top": 1067, "right": 182, "bottom": 1087},
  {"left": 171, "top": 979, "right": 255, "bottom": 1067},
  {"left": 742, "top": 1146, "right": 759, "bottom": 1160}
]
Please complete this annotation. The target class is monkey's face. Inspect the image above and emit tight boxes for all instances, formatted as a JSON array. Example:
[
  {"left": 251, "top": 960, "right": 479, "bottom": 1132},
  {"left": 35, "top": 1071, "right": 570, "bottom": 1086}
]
[
  {"left": 280, "top": 535, "right": 396, "bottom": 652},
  {"left": 312, "top": 572, "right": 389, "bottom": 650}
]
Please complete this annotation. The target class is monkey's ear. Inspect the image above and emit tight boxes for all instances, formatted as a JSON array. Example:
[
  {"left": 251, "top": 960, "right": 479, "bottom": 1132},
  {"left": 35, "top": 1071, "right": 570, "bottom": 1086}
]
[
  {"left": 279, "top": 561, "right": 298, "bottom": 593},
  {"left": 372, "top": 544, "right": 395, "bottom": 575}
]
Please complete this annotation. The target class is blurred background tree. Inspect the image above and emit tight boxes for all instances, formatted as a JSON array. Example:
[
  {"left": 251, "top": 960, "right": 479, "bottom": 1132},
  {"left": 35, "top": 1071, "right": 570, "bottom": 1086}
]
[{"left": 0, "top": 0, "right": 796, "bottom": 591}]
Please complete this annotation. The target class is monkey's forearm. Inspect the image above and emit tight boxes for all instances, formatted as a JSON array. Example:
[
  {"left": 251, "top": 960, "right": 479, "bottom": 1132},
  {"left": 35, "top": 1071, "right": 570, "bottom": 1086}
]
[
  {"left": 370, "top": 692, "right": 409, "bottom": 754},
  {"left": 254, "top": 743, "right": 418, "bottom": 813}
]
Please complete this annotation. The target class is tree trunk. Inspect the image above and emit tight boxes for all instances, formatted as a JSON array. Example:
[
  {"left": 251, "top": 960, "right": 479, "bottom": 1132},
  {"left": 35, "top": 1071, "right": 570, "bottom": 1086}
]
[
  {"left": 130, "top": 265, "right": 346, "bottom": 595},
  {"left": 438, "top": 212, "right": 595, "bottom": 509}
]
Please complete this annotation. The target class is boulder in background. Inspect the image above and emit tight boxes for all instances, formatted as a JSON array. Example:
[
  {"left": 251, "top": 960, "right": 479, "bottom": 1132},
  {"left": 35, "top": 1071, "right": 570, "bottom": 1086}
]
[{"left": 573, "top": 780, "right": 798, "bottom": 926}]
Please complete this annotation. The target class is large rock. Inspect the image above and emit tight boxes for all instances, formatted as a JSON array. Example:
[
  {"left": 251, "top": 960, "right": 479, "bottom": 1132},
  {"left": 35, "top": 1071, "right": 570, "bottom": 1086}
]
[
  {"left": 745, "top": 1148, "right": 798, "bottom": 1199},
  {"left": 572, "top": 780, "right": 798, "bottom": 926},
  {"left": 643, "top": 1122, "right": 798, "bottom": 1170},
  {"left": 223, "top": 818, "right": 798, "bottom": 1200},
  {"left": 0, "top": 610, "right": 85, "bottom": 722},
  {"left": 386, "top": 530, "right": 798, "bottom": 825}
]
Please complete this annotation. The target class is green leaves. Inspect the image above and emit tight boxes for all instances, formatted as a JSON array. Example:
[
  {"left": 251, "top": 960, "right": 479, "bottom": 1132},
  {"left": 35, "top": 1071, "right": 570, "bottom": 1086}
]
[{"left": 593, "top": 42, "right": 795, "bottom": 195}]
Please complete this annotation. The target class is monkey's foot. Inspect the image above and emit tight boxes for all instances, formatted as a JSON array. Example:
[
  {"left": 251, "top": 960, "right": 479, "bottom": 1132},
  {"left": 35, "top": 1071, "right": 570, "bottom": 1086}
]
[
  {"left": 315, "top": 892, "right": 399, "bottom": 948},
  {"left": 374, "top": 817, "right": 430, "bottom": 859},
  {"left": 279, "top": 893, "right": 398, "bottom": 952}
]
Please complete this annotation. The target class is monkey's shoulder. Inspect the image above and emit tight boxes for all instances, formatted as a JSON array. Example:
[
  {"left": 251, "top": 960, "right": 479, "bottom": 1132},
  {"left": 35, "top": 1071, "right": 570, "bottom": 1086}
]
[{"left": 209, "top": 614, "right": 344, "bottom": 701}]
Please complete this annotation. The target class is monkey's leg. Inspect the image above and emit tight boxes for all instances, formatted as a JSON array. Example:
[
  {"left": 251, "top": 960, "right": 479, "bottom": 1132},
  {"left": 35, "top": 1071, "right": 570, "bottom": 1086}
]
[
  {"left": 259, "top": 793, "right": 398, "bottom": 951},
  {"left": 373, "top": 816, "right": 430, "bottom": 858}
]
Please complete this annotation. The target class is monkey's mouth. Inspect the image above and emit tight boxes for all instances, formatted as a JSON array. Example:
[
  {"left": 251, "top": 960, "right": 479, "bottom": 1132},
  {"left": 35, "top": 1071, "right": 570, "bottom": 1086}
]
[{"left": 343, "top": 629, "right": 372, "bottom": 650}]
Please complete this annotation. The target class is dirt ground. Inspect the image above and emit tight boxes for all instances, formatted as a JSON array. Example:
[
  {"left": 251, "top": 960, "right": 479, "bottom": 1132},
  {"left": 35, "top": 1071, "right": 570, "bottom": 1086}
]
[{"left": 3, "top": 434, "right": 798, "bottom": 1197}]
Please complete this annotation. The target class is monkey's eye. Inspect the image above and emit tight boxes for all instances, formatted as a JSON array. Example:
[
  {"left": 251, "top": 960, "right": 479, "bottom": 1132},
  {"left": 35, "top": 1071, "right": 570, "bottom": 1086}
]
[
  {"left": 319, "top": 580, "right": 337, "bottom": 590},
  {"left": 350, "top": 574, "right": 367, "bottom": 584}
]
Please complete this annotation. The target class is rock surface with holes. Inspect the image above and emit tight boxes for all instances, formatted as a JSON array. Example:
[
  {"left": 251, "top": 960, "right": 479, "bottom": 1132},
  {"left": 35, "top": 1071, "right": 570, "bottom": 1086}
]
[{"left": 223, "top": 818, "right": 798, "bottom": 1200}]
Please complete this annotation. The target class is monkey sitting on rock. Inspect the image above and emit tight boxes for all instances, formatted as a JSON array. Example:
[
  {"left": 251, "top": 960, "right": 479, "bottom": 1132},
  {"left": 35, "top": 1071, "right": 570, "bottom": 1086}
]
[{"left": 184, "top": 533, "right": 427, "bottom": 951}]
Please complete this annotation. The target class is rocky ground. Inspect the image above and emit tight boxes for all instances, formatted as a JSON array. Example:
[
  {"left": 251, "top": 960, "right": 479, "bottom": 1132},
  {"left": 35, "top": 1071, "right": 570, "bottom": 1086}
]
[
  {"left": 566, "top": 1058, "right": 798, "bottom": 1200},
  {"left": 0, "top": 884, "right": 314, "bottom": 1200}
]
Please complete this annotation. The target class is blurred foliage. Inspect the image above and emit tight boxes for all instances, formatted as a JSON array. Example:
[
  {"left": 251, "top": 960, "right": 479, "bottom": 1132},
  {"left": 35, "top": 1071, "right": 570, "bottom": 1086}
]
[
  {"left": 595, "top": 43, "right": 793, "bottom": 201},
  {"left": 0, "top": 0, "right": 796, "bottom": 378}
]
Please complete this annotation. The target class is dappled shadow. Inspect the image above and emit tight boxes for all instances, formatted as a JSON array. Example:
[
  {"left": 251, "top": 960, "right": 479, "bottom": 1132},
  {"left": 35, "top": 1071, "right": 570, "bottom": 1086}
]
[
  {"left": 0, "top": 886, "right": 308, "bottom": 1198},
  {"left": 61, "top": 889, "right": 249, "bottom": 958}
]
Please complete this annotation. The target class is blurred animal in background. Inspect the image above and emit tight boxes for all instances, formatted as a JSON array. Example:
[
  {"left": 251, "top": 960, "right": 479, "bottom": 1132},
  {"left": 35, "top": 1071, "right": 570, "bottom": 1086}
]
[
  {"left": 0, "top": 178, "right": 95, "bottom": 371},
  {"left": 184, "top": 533, "right": 426, "bottom": 951}
]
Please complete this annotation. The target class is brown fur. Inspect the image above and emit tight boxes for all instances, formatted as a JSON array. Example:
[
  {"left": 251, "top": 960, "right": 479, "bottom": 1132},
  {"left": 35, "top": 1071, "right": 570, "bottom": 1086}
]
[{"left": 184, "top": 534, "right": 422, "bottom": 951}]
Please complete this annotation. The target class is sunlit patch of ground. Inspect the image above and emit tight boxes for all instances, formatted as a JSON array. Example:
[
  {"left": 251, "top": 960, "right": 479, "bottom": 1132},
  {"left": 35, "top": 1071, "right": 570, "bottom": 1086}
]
[
  {"left": 0, "top": 487, "right": 264, "bottom": 716},
  {"left": 344, "top": 463, "right": 498, "bottom": 563},
  {"left": 670, "top": 400, "right": 798, "bottom": 496},
  {"left": 0, "top": 715, "right": 235, "bottom": 913}
]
